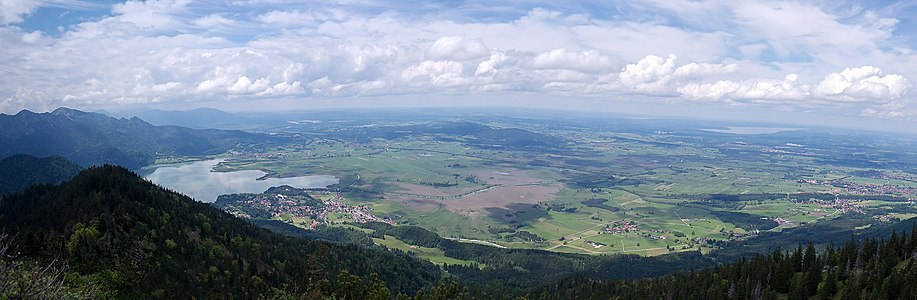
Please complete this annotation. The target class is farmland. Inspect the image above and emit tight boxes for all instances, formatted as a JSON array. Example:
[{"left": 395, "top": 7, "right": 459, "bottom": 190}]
[{"left": 197, "top": 110, "right": 917, "bottom": 258}]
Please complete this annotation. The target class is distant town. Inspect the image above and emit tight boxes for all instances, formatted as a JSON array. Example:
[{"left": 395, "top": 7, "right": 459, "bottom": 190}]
[{"left": 218, "top": 189, "right": 394, "bottom": 229}]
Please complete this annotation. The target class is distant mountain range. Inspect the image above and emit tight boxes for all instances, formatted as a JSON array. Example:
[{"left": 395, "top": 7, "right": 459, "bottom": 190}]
[
  {"left": 116, "top": 107, "right": 255, "bottom": 129},
  {"left": 0, "top": 154, "right": 82, "bottom": 196},
  {"left": 0, "top": 108, "right": 277, "bottom": 169}
]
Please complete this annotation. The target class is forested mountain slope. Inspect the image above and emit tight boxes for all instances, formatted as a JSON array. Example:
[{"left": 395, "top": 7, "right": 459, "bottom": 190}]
[
  {"left": 0, "top": 166, "right": 450, "bottom": 298},
  {"left": 0, "top": 154, "right": 82, "bottom": 196},
  {"left": 534, "top": 220, "right": 917, "bottom": 299}
]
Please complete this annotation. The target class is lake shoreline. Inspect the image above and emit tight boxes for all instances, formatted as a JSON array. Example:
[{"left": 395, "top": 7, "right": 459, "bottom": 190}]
[{"left": 143, "top": 158, "right": 338, "bottom": 203}]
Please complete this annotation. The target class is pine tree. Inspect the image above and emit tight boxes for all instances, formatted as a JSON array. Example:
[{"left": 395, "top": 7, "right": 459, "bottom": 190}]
[
  {"left": 818, "top": 268, "right": 838, "bottom": 300},
  {"left": 803, "top": 243, "right": 817, "bottom": 271},
  {"left": 335, "top": 270, "right": 364, "bottom": 299},
  {"left": 367, "top": 273, "right": 393, "bottom": 300}
]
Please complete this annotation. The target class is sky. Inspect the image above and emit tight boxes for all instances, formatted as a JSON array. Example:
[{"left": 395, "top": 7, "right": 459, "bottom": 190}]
[{"left": 2, "top": 0, "right": 917, "bottom": 132}]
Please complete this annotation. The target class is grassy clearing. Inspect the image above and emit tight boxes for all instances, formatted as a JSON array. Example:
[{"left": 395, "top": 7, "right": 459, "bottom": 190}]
[
  {"left": 372, "top": 235, "right": 482, "bottom": 267},
  {"left": 410, "top": 208, "right": 497, "bottom": 240}
]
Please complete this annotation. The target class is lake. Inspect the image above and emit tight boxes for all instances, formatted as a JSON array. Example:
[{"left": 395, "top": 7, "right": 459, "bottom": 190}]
[
  {"left": 143, "top": 159, "right": 338, "bottom": 203},
  {"left": 701, "top": 127, "right": 799, "bottom": 135}
]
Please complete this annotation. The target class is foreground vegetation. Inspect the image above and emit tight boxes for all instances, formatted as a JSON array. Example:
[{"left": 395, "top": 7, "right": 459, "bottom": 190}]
[
  {"left": 536, "top": 225, "right": 917, "bottom": 300},
  {"left": 0, "top": 166, "right": 449, "bottom": 298}
]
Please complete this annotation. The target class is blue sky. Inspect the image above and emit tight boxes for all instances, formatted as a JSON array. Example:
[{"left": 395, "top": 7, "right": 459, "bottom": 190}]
[{"left": 2, "top": 1, "right": 917, "bottom": 132}]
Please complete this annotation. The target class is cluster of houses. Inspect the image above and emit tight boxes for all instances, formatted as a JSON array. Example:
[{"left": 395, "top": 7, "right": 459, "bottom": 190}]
[
  {"left": 797, "top": 178, "right": 917, "bottom": 200},
  {"left": 602, "top": 220, "right": 639, "bottom": 235},
  {"left": 599, "top": 221, "right": 670, "bottom": 240},
  {"left": 227, "top": 150, "right": 283, "bottom": 159},
  {"left": 771, "top": 217, "right": 793, "bottom": 226},
  {"left": 795, "top": 196, "right": 866, "bottom": 215},
  {"left": 839, "top": 182, "right": 917, "bottom": 199},
  {"left": 224, "top": 209, "right": 252, "bottom": 219},
  {"left": 585, "top": 240, "right": 607, "bottom": 248},
  {"left": 221, "top": 192, "right": 393, "bottom": 229},
  {"left": 680, "top": 218, "right": 707, "bottom": 222},
  {"left": 821, "top": 198, "right": 866, "bottom": 214},
  {"left": 316, "top": 196, "right": 393, "bottom": 225},
  {"left": 874, "top": 214, "right": 911, "bottom": 222},
  {"left": 637, "top": 232, "right": 668, "bottom": 240},
  {"left": 221, "top": 193, "right": 317, "bottom": 220}
]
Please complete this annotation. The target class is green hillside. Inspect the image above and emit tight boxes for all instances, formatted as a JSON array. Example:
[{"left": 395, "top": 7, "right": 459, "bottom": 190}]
[
  {"left": 0, "top": 165, "right": 450, "bottom": 299},
  {"left": 0, "top": 154, "right": 82, "bottom": 196}
]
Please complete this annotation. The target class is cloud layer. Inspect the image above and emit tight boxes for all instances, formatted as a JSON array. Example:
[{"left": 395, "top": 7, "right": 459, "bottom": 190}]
[{"left": 1, "top": 0, "right": 916, "bottom": 121}]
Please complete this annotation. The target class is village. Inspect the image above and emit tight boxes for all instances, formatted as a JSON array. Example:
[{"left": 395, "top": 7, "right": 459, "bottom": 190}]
[
  {"left": 600, "top": 220, "right": 669, "bottom": 240},
  {"left": 218, "top": 190, "right": 394, "bottom": 229},
  {"left": 313, "top": 194, "right": 395, "bottom": 227},
  {"left": 797, "top": 178, "right": 917, "bottom": 200}
]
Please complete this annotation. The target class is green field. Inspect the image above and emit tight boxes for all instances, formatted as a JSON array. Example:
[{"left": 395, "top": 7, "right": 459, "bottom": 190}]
[{"left": 372, "top": 235, "right": 481, "bottom": 267}]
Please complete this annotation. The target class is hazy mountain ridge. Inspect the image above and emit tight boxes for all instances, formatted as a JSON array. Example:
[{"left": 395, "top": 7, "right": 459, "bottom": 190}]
[
  {"left": 0, "top": 108, "right": 276, "bottom": 169},
  {"left": 120, "top": 108, "right": 262, "bottom": 130}
]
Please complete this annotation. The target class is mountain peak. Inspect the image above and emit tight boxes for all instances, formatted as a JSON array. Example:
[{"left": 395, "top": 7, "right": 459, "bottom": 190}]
[
  {"left": 190, "top": 107, "right": 227, "bottom": 113},
  {"left": 51, "top": 107, "right": 82, "bottom": 115},
  {"left": 13, "top": 109, "right": 37, "bottom": 116}
]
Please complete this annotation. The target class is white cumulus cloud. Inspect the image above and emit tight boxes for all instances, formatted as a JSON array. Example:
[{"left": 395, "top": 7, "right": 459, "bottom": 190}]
[
  {"left": 616, "top": 54, "right": 909, "bottom": 105},
  {"left": 0, "top": 0, "right": 43, "bottom": 25},
  {"left": 617, "top": 54, "right": 679, "bottom": 94},
  {"left": 815, "top": 66, "right": 911, "bottom": 101},
  {"left": 532, "top": 48, "right": 616, "bottom": 74},
  {"left": 474, "top": 51, "right": 508, "bottom": 76},
  {"left": 426, "top": 36, "right": 489, "bottom": 61},
  {"left": 402, "top": 60, "right": 467, "bottom": 87},
  {"left": 678, "top": 74, "right": 810, "bottom": 102},
  {"left": 616, "top": 54, "right": 737, "bottom": 95}
]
